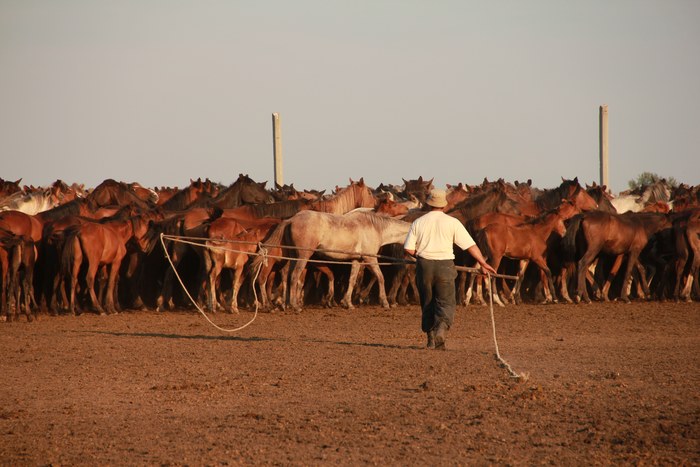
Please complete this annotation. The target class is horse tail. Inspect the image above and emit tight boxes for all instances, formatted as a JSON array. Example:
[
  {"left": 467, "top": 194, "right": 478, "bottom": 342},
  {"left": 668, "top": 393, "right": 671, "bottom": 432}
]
[
  {"left": 61, "top": 229, "right": 79, "bottom": 276},
  {"left": 206, "top": 205, "right": 224, "bottom": 222},
  {"left": 474, "top": 228, "right": 492, "bottom": 262},
  {"left": 562, "top": 213, "right": 583, "bottom": 260},
  {"left": 249, "top": 219, "right": 290, "bottom": 272}
]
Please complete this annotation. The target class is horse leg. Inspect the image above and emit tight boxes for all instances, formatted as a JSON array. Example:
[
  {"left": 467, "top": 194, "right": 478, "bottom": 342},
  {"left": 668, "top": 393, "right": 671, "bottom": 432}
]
[
  {"left": 560, "top": 262, "right": 575, "bottom": 303},
  {"left": 83, "top": 259, "right": 104, "bottom": 315},
  {"left": 315, "top": 265, "right": 335, "bottom": 307},
  {"left": 600, "top": 255, "right": 623, "bottom": 302},
  {"left": 463, "top": 272, "right": 475, "bottom": 306},
  {"left": 289, "top": 257, "right": 310, "bottom": 311},
  {"left": 619, "top": 251, "right": 640, "bottom": 303},
  {"left": 340, "top": 261, "right": 362, "bottom": 309},
  {"left": 229, "top": 264, "right": 244, "bottom": 314},
  {"left": 207, "top": 258, "right": 221, "bottom": 313},
  {"left": 511, "top": 260, "right": 530, "bottom": 305},
  {"left": 104, "top": 261, "right": 122, "bottom": 314},
  {"left": 474, "top": 274, "right": 487, "bottom": 306},
  {"left": 680, "top": 259, "right": 697, "bottom": 301},
  {"left": 576, "top": 248, "right": 600, "bottom": 303},
  {"left": 365, "top": 259, "right": 390, "bottom": 308},
  {"left": 488, "top": 259, "right": 505, "bottom": 307}
]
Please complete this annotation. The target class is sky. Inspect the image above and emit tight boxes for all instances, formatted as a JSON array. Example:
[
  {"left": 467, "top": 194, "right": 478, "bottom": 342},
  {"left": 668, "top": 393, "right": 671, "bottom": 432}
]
[{"left": 1, "top": 1, "right": 698, "bottom": 195}]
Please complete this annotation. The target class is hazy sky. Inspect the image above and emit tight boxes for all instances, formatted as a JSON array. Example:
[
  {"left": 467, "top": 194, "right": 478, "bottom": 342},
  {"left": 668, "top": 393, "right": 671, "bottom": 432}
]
[{"left": 1, "top": 1, "right": 698, "bottom": 194}]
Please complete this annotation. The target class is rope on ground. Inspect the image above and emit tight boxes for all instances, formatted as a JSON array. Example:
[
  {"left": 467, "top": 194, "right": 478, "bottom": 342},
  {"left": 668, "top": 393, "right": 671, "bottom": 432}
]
[
  {"left": 486, "top": 273, "right": 529, "bottom": 381},
  {"left": 159, "top": 233, "right": 260, "bottom": 333}
]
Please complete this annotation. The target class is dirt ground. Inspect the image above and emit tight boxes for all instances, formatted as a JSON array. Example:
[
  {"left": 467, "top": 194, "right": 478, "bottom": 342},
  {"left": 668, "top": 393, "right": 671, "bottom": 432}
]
[{"left": 1, "top": 300, "right": 698, "bottom": 466}]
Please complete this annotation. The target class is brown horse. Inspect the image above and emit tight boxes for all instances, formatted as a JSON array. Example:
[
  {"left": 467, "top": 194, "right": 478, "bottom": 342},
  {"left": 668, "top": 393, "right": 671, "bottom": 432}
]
[
  {"left": 400, "top": 176, "right": 434, "bottom": 204},
  {"left": 563, "top": 211, "right": 673, "bottom": 303},
  {"left": 0, "top": 178, "right": 23, "bottom": 201},
  {"left": 472, "top": 206, "right": 570, "bottom": 305},
  {"left": 672, "top": 210, "right": 700, "bottom": 301},
  {"left": 447, "top": 184, "right": 523, "bottom": 225},
  {"left": 60, "top": 213, "right": 150, "bottom": 315},
  {"left": 0, "top": 232, "right": 36, "bottom": 321},
  {"left": 87, "top": 179, "right": 158, "bottom": 209},
  {"left": 159, "top": 178, "right": 219, "bottom": 211},
  {"left": 204, "top": 218, "right": 279, "bottom": 313},
  {"left": 204, "top": 174, "right": 275, "bottom": 208}
]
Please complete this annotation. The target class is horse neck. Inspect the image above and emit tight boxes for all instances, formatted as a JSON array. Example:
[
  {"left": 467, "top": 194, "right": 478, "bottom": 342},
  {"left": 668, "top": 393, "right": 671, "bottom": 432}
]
[
  {"left": 311, "top": 188, "right": 352, "bottom": 214},
  {"left": 379, "top": 218, "right": 411, "bottom": 246},
  {"left": 528, "top": 212, "right": 563, "bottom": 237},
  {"left": 639, "top": 213, "right": 671, "bottom": 234}
]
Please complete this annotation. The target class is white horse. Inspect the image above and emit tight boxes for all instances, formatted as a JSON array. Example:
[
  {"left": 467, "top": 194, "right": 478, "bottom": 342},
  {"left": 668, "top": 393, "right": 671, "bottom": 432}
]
[
  {"left": 0, "top": 189, "right": 60, "bottom": 215},
  {"left": 262, "top": 210, "right": 411, "bottom": 311}
]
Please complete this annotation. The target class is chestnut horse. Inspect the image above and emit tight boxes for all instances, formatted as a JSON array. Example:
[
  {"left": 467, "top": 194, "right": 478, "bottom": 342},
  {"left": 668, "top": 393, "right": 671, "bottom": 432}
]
[
  {"left": 204, "top": 218, "right": 279, "bottom": 313},
  {"left": 472, "top": 206, "right": 570, "bottom": 305},
  {"left": 60, "top": 213, "right": 153, "bottom": 315}
]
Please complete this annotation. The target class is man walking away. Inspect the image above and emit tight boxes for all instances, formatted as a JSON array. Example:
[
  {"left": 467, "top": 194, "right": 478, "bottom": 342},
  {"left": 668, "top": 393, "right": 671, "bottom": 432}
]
[{"left": 404, "top": 188, "right": 496, "bottom": 350}]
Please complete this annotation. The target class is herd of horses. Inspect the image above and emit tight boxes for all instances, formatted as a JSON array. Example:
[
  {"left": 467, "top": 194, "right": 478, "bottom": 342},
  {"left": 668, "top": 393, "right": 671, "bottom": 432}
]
[{"left": 0, "top": 174, "right": 698, "bottom": 322}]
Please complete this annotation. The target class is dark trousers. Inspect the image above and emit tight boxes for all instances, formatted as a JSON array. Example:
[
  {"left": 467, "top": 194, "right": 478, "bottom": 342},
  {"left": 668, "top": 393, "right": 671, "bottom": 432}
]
[{"left": 415, "top": 257, "right": 458, "bottom": 333}]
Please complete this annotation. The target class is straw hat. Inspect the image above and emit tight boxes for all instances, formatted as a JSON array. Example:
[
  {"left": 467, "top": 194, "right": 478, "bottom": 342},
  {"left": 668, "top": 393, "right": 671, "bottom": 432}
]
[{"left": 426, "top": 189, "right": 448, "bottom": 208}]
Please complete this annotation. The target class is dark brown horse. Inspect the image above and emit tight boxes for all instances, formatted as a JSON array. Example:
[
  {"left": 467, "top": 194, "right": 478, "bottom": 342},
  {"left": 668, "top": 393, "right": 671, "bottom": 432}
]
[
  {"left": 87, "top": 179, "right": 158, "bottom": 209},
  {"left": 400, "top": 176, "right": 434, "bottom": 204},
  {"left": 204, "top": 174, "right": 275, "bottom": 209},
  {"left": 159, "top": 178, "right": 219, "bottom": 211},
  {"left": 447, "top": 185, "right": 522, "bottom": 225},
  {"left": 563, "top": 211, "right": 673, "bottom": 303},
  {"left": 0, "top": 231, "right": 36, "bottom": 322},
  {"left": 534, "top": 177, "right": 599, "bottom": 213}
]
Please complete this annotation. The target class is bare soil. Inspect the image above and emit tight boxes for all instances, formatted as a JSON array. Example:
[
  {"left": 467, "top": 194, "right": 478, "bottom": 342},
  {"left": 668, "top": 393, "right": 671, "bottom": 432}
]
[{"left": 1, "top": 301, "right": 698, "bottom": 465}]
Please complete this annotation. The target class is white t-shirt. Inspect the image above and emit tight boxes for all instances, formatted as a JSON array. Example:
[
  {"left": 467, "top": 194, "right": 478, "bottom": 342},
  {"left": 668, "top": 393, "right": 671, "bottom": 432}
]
[{"left": 403, "top": 211, "right": 475, "bottom": 260}]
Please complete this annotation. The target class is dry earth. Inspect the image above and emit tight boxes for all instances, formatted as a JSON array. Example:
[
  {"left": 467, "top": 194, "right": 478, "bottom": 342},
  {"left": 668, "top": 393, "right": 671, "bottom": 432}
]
[{"left": 1, "top": 301, "right": 698, "bottom": 465}]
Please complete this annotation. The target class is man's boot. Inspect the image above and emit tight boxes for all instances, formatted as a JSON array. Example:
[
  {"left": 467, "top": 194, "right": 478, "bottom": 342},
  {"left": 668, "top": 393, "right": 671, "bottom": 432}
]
[
  {"left": 434, "top": 322, "right": 447, "bottom": 350},
  {"left": 426, "top": 330, "right": 435, "bottom": 349}
]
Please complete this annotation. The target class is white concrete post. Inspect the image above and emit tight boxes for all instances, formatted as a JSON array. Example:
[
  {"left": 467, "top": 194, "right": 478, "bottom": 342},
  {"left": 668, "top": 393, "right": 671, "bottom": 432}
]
[
  {"left": 272, "top": 112, "right": 283, "bottom": 187},
  {"left": 599, "top": 105, "right": 609, "bottom": 188}
]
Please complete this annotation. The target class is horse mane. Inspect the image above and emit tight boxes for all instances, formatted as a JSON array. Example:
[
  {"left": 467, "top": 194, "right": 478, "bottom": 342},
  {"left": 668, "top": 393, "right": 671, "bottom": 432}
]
[
  {"left": 36, "top": 198, "right": 92, "bottom": 222},
  {"left": 447, "top": 187, "right": 516, "bottom": 221},
  {"left": 247, "top": 199, "right": 310, "bottom": 219},
  {"left": 311, "top": 182, "right": 374, "bottom": 214}
]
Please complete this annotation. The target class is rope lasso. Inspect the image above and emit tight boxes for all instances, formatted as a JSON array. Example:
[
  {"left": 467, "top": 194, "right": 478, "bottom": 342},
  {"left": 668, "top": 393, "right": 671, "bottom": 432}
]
[
  {"left": 159, "top": 233, "right": 260, "bottom": 333},
  {"left": 160, "top": 231, "right": 528, "bottom": 380},
  {"left": 486, "top": 272, "right": 528, "bottom": 380}
]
